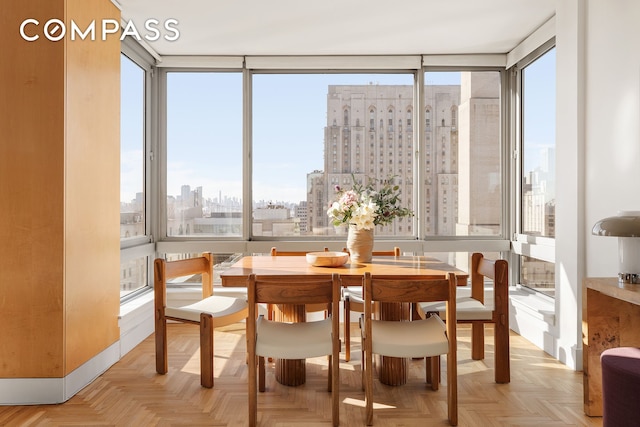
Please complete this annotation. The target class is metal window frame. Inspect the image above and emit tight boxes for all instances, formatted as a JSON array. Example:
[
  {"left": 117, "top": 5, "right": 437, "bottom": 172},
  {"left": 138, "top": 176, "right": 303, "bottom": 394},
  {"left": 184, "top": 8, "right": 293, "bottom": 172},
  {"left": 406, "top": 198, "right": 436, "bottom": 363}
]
[
  {"left": 120, "top": 37, "right": 156, "bottom": 301},
  {"left": 151, "top": 54, "right": 512, "bottom": 257},
  {"left": 510, "top": 39, "right": 557, "bottom": 295}
]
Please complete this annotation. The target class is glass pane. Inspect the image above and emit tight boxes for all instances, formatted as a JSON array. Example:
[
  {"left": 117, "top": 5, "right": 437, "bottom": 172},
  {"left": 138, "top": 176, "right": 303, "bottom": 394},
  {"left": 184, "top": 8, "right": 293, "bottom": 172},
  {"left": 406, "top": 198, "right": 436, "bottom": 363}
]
[
  {"left": 166, "top": 72, "right": 243, "bottom": 237},
  {"left": 120, "top": 256, "right": 147, "bottom": 298},
  {"left": 120, "top": 54, "right": 145, "bottom": 239},
  {"left": 252, "top": 73, "right": 415, "bottom": 238},
  {"left": 520, "top": 255, "right": 555, "bottom": 298},
  {"left": 423, "top": 71, "right": 502, "bottom": 237},
  {"left": 522, "top": 48, "right": 556, "bottom": 237}
]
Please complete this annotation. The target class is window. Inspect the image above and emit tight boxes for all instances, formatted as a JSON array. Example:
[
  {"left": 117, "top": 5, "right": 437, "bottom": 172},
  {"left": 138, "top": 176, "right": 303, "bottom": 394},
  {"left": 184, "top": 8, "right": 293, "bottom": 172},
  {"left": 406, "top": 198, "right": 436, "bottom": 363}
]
[
  {"left": 148, "top": 58, "right": 511, "bottom": 283},
  {"left": 515, "top": 46, "right": 556, "bottom": 297},
  {"left": 165, "top": 72, "right": 243, "bottom": 238},
  {"left": 120, "top": 45, "right": 153, "bottom": 299},
  {"left": 423, "top": 70, "right": 503, "bottom": 237},
  {"left": 120, "top": 55, "right": 145, "bottom": 241},
  {"left": 252, "top": 73, "right": 414, "bottom": 238},
  {"left": 522, "top": 49, "right": 556, "bottom": 239}
]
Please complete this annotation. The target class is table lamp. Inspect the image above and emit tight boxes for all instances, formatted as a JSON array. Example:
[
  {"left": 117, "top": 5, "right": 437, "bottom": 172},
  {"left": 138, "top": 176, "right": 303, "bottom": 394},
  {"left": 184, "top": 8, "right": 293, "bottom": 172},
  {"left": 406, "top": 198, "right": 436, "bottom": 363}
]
[{"left": 592, "top": 210, "right": 640, "bottom": 284}]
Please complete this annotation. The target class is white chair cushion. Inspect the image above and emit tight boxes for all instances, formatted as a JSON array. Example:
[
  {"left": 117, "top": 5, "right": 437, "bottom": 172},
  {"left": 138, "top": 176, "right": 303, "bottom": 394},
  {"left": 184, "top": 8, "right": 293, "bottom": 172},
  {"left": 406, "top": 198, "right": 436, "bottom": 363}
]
[
  {"left": 418, "top": 296, "right": 493, "bottom": 321},
  {"left": 368, "top": 315, "right": 449, "bottom": 358},
  {"left": 343, "top": 286, "right": 364, "bottom": 303},
  {"left": 166, "top": 295, "right": 248, "bottom": 326},
  {"left": 255, "top": 315, "right": 334, "bottom": 359}
]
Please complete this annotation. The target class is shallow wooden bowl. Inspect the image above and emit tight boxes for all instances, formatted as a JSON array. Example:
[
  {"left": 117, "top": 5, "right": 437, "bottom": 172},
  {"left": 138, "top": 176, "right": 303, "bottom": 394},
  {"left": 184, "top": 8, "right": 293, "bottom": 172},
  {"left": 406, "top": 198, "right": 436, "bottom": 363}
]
[{"left": 306, "top": 251, "right": 349, "bottom": 267}]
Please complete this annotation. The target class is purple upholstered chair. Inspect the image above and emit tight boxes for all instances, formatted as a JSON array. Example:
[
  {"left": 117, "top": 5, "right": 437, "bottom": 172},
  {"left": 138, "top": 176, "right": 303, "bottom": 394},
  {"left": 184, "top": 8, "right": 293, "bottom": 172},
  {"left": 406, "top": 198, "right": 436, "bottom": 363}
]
[{"left": 601, "top": 347, "right": 640, "bottom": 427}]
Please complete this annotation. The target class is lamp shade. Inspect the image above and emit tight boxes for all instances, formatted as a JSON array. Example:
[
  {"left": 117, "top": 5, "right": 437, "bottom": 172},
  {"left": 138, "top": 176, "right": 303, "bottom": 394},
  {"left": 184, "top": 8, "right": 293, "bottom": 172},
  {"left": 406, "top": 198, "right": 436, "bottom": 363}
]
[
  {"left": 592, "top": 211, "right": 640, "bottom": 284},
  {"left": 592, "top": 213, "right": 640, "bottom": 237}
]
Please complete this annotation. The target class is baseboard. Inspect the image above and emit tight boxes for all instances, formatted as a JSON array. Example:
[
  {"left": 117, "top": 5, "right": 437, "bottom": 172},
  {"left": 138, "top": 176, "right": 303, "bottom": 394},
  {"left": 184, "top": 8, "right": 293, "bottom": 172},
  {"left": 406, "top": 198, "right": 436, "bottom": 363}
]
[
  {"left": 0, "top": 341, "right": 119, "bottom": 405},
  {"left": 0, "top": 293, "right": 155, "bottom": 406}
]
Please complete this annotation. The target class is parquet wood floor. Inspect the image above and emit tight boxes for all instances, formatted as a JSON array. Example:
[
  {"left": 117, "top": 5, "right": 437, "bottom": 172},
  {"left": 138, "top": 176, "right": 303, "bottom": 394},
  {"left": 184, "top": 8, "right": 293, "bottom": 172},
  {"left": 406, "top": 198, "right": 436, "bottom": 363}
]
[{"left": 0, "top": 323, "right": 603, "bottom": 426}]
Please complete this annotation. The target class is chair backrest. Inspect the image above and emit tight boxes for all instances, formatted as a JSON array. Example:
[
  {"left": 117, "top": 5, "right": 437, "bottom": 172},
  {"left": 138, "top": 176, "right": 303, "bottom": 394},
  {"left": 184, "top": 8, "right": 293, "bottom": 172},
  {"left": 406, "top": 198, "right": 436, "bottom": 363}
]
[
  {"left": 364, "top": 272, "right": 455, "bottom": 305},
  {"left": 363, "top": 272, "right": 457, "bottom": 341},
  {"left": 470, "top": 252, "right": 508, "bottom": 304},
  {"left": 270, "top": 247, "right": 329, "bottom": 256},
  {"left": 248, "top": 273, "right": 339, "bottom": 306},
  {"left": 154, "top": 253, "right": 214, "bottom": 311},
  {"left": 342, "top": 246, "right": 401, "bottom": 256}
]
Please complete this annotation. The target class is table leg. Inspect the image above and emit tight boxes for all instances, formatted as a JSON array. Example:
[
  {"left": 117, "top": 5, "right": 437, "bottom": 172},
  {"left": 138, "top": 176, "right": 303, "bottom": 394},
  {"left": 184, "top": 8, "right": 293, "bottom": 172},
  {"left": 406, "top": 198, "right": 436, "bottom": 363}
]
[
  {"left": 377, "top": 301, "right": 410, "bottom": 386},
  {"left": 275, "top": 304, "right": 306, "bottom": 386}
]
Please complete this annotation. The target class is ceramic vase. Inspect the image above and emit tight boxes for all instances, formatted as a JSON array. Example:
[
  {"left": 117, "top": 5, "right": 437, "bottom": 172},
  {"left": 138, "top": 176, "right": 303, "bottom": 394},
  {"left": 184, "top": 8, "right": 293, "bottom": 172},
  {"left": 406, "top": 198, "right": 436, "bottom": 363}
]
[{"left": 347, "top": 225, "right": 374, "bottom": 263}]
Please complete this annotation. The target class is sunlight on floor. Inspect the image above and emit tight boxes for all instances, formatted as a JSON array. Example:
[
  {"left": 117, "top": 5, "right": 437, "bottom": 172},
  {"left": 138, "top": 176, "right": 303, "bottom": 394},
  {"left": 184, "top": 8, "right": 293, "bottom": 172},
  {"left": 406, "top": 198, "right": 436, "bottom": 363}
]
[{"left": 343, "top": 397, "right": 396, "bottom": 410}]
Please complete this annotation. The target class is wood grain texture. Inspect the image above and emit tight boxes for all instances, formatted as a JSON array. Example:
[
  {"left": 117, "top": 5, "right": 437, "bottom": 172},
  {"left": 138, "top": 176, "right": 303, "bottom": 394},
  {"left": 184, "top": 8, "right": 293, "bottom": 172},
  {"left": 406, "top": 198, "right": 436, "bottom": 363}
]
[
  {"left": 0, "top": 0, "right": 66, "bottom": 378},
  {"left": 64, "top": 0, "right": 121, "bottom": 375},
  {"left": 583, "top": 279, "right": 640, "bottom": 416},
  {"left": 0, "top": 323, "right": 602, "bottom": 426},
  {"left": 0, "top": 0, "right": 120, "bottom": 378}
]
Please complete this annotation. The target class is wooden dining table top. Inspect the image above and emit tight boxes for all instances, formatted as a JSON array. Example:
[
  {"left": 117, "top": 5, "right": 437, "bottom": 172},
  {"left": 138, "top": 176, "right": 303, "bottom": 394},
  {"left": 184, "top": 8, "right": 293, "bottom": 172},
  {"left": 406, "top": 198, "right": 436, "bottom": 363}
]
[{"left": 220, "top": 254, "right": 468, "bottom": 287}]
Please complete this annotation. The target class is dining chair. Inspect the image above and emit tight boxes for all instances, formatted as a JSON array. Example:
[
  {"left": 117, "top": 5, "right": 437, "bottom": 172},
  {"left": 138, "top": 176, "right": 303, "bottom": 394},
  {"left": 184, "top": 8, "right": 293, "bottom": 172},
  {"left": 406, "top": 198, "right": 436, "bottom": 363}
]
[
  {"left": 342, "top": 246, "right": 401, "bottom": 362},
  {"left": 154, "top": 252, "right": 248, "bottom": 388},
  {"left": 417, "top": 252, "right": 510, "bottom": 383},
  {"left": 268, "top": 247, "right": 332, "bottom": 320},
  {"left": 361, "top": 272, "right": 458, "bottom": 426},
  {"left": 246, "top": 273, "right": 341, "bottom": 427}
]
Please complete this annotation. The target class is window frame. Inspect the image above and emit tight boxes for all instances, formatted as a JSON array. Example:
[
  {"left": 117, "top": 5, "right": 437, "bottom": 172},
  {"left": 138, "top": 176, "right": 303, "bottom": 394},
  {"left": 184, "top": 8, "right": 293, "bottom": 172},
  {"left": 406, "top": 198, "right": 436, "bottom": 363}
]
[
  {"left": 248, "top": 68, "right": 418, "bottom": 242},
  {"left": 152, "top": 55, "right": 511, "bottom": 259},
  {"left": 160, "top": 69, "right": 245, "bottom": 240},
  {"left": 119, "top": 37, "right": 155, "bottom": 302},
  {"left": 510, "top": 38, "right": 557, "bottom": 296}
]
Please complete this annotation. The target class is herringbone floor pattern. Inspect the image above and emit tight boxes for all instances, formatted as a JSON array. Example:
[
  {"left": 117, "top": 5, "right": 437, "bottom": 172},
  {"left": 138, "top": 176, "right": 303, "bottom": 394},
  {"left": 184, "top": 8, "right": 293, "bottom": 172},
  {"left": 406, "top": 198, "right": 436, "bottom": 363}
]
[{"left": 1, "top": 323, "right": 602, "bottom": 426}]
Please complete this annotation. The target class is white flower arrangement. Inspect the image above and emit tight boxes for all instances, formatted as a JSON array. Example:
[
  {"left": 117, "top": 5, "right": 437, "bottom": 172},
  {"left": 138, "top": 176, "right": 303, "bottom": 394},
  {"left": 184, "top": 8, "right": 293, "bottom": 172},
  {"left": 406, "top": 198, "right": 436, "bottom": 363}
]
[{"left": 327, "top": 175, "right": 413, "bottom": 231}]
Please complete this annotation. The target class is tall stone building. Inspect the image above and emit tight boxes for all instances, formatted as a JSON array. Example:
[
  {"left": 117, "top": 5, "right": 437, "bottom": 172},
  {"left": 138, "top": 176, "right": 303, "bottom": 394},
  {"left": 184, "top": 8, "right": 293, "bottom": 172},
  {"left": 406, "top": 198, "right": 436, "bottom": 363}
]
[
  {"left": 317, "top": 83, "right": 427, "bottom": 236},
  {"left": 309, "top": 74, "right": 501, "bottom": 238},
  {"left": 456, "top": 72, "right": 502, "bottom": 237}
]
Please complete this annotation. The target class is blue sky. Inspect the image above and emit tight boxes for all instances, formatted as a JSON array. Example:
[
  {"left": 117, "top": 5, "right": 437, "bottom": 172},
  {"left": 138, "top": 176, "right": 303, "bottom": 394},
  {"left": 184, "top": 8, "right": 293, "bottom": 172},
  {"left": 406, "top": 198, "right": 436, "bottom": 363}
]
[
  {"left": 121, "top": 54, "right": 555, "bottom": 204},
  {"left": 120, "top": 55, "right": 144, "bottom": 204},
  {"left": 523, "top": 47, "right": 556, "bottom": 176}
]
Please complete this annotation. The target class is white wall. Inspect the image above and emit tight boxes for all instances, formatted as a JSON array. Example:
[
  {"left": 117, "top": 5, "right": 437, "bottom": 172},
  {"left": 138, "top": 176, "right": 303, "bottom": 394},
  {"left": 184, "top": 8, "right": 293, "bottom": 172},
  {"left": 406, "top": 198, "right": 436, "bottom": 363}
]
[
  {"left": 512, "top": 0, "right": 640, "bottom": 371},
  {"left": 553, "top": 0, "right": 584, "bottom": 370},
  {"left": 584, "top": 0, "right": 640, "bottom": 275},
  {"left": 556, "top": 0, "right": 640, "bottom": 370}
]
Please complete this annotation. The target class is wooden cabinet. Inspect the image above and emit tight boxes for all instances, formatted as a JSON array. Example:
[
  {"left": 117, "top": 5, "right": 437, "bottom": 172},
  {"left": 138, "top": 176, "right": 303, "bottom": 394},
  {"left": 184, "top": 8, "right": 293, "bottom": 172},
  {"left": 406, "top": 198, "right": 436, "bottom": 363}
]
[{"left": 583, "top": 277, "right": 640, "bottom": 416}]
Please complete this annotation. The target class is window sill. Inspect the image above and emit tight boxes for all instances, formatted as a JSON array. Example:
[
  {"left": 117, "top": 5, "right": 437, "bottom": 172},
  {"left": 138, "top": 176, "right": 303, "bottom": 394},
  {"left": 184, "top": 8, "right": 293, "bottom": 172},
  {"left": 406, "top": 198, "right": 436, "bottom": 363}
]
[{"left": 509, "top": 285, "right": 555, "bottom": 325}]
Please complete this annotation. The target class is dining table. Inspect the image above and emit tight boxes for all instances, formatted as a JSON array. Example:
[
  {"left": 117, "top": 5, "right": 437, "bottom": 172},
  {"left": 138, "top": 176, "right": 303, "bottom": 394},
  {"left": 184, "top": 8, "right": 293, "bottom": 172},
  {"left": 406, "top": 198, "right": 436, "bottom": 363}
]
[{"left": 220, "top": 254, "right": 468, "bottom": 387}]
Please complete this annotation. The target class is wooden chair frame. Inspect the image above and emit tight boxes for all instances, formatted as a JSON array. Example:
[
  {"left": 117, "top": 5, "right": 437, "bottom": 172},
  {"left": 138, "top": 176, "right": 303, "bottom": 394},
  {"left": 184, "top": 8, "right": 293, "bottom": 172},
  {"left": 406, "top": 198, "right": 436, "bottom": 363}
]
[
  {"left": 469, "top": 253, "right": 510, "bottom": 383},
  {"left": 247, "top": 273, "right": 341, "bottom": 427},
  {"left": 362, "top": 272, "right": 458, "bottom": 426},
  {"left": 154, "top": 252, "right": 248, "bottom": 388},
  {"left": 417, "top": 252, "right": 510, "bottom": 383},
  {"left": 343, "top": 247, "right": 400, "bottom": 361}
]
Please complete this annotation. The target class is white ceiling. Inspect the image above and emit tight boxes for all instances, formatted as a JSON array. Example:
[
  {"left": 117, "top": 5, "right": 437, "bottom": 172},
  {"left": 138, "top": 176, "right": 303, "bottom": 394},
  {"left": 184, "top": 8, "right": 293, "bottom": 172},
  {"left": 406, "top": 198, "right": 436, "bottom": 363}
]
[{"left": 115, "top": 0, "right": 556, "bottom": 57}]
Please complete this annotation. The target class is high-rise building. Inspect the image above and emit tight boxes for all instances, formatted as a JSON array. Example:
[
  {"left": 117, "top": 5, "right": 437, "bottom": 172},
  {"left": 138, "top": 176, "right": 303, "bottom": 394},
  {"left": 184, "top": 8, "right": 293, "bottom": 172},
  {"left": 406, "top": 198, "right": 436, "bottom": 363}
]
[
  {"left": 308, "top": 74, "right": 505, "bottom": 239},
  {"left": 310, "top": 82, "right": 479, "bottom": 237}
]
